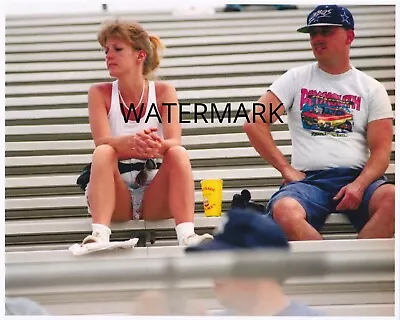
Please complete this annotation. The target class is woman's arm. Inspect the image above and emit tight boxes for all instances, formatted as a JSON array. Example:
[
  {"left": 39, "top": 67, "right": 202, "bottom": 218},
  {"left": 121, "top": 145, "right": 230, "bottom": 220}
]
[
  {"left": 156, "top": 82, "right": 182, "bottom": 155},
  {"left": 88, "top": 83, "right": 152, "bottom": 160}
]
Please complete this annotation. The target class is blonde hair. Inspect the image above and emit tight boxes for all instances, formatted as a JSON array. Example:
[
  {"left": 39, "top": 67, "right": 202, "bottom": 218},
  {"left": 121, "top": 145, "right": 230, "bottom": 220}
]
[{"left": 98, "top": 20, "right": 165, "bottom": 78}]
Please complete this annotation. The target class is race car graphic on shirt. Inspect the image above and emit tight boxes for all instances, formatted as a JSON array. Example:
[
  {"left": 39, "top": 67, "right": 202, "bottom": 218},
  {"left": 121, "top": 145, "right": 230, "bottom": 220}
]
[
  {"left": 301, "top": 104, "right": 354, "bottom": 134},
  {"left": 299, "top": 89, "right": 359, "bottom": 137}
]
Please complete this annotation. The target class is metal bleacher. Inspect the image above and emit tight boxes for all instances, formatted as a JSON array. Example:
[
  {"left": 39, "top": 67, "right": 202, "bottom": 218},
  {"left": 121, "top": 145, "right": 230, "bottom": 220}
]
[
  {"left": 5, "top": 5, "right": 396, "bottom": 249},
  {"left": 5, "top": 5, "right": 395, "bottom": 316}
]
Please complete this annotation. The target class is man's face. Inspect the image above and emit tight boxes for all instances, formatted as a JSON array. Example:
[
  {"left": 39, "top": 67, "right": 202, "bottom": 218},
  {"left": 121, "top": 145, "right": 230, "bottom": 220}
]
[{"left": 309, "top": 26, "right": 354, "bottom": 62}]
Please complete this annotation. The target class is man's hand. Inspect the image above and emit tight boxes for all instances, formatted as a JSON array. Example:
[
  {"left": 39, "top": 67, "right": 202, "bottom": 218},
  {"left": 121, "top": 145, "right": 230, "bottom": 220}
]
[
  {"left": 333, "top": 181, "right": 366, "bottom": 211},
  {"left": 281, "top": 166, "right": 306, "bottom": 184}
]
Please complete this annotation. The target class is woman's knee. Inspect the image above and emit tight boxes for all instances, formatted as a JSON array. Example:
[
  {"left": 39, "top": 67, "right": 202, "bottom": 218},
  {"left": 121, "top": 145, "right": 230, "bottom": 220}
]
[
  {"left": 272, "top": 197, "right": 306, "bottom": 226},
  {"left": 163, "top": 145, "right": 191, "bottom": 167},
  {"left": 92, "top": 144, "right": 118, "bottom": 166}
]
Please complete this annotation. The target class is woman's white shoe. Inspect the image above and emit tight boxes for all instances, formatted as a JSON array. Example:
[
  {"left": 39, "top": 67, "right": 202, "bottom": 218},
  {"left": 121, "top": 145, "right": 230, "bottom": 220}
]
[{"left": 182, "top": 233, "right": 214, "bottom": 247}]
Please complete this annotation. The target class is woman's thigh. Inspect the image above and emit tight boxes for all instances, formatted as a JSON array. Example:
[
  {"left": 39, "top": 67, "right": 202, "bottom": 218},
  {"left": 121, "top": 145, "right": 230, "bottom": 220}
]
[
  {"left": 86, "top": 170, "right": 134, "bottom": 222},
  {"left": 112, "top": 172, "right": 135, "bottom": 221},
  {"left": 140, "top": 166, "right": 173, "bottom": 221}
]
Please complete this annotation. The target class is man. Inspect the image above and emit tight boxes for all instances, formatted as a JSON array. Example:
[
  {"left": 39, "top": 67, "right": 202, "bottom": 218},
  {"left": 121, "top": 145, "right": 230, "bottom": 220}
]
[
  {"left": 186, "top": 208, "right": 325, "bottom": 316},
  {"left": 243, "top": 5, "right": 394, "bottom": 240}
]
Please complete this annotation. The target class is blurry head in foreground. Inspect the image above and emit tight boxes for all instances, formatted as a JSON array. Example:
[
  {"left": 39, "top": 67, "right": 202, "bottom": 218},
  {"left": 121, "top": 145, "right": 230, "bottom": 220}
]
[{"left": 186, "top": 208, "right": 324, "bottom": 316}]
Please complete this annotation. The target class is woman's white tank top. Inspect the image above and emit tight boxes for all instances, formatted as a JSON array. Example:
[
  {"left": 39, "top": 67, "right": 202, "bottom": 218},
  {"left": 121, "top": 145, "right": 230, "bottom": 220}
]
[{"left": 108, "top": 80, "right": 163, "bottom": 137}]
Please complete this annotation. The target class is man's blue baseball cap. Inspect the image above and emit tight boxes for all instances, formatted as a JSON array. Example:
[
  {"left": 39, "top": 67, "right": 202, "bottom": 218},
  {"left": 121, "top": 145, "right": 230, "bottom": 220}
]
[
  {"left": 297, "top": 5, "right": 354, "bottom": 33},
  {"left": 186, "top": 208, "right": 289, "bottom": 252}
]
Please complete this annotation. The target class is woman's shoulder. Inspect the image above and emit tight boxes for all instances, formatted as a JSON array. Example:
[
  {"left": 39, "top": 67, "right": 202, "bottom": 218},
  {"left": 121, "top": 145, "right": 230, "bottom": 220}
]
[
  {"left": 89, "top": 82, "right": 113, "bottom": 96},
  {"left": 88, "top": 82, "right": 113, "bottom": 112},
  {"left": 154, "top": 81, "right": 176, "bottom": 97},
  {"left": 154, "top": 81, "right": 177, "bottom": 102}
]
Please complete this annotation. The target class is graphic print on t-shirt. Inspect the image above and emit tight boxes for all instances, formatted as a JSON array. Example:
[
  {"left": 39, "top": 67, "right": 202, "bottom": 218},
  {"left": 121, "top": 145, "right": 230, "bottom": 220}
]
[{"left": 299, "top": 88, "right": 361, "bottom": 137}]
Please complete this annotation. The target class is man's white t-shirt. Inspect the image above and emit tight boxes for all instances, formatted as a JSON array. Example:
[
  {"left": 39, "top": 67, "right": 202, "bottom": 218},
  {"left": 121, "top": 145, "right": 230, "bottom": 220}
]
[{"left": 268, "top": 63, "right": 393, "bottom": 171}]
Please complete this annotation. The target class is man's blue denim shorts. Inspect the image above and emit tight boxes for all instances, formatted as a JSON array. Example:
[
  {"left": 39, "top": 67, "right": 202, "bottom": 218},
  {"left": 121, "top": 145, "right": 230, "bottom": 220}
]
[{"left": 265, "top": 167, "right": 389, "bottom": 232}]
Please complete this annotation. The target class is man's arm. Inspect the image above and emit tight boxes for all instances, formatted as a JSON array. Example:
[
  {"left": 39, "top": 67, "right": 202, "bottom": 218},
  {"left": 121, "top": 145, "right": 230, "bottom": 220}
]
[
  {"left": 243, "top": 91, "right": 305, "bottom": 182},
  {"left": 335, "top": 118, "right": 393, "bottom": 210},
  {"left": 355, "top": 118, "right": 393, "bottom": 186}
]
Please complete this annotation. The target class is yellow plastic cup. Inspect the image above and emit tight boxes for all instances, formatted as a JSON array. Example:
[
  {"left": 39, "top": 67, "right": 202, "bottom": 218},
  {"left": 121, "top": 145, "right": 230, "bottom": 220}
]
[{"left": 200, "top": 179, "right": 223, "bottom": 217}]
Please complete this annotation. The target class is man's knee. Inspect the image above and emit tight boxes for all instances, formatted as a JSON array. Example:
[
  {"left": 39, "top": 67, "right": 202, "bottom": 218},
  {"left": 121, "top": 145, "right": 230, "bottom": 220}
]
[
  {"left": 272, "top": 197, "right": 306, "bottom": 227},
  {"left": 369, "top": 184, "right": 395, "bottom": 221}
]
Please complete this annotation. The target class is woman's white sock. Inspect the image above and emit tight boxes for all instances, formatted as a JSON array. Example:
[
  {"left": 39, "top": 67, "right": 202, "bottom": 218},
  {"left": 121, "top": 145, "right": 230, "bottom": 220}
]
[
  {"left": 92, "top": 223, "right": 111, "bottom": 242},
  {"left": 175, "top": 222, "right": 195, "bottom": 245}
]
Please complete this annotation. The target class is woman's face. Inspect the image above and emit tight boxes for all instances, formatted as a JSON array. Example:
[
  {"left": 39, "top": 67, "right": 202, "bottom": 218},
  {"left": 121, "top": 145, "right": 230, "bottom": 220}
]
[{"left": 104, "top": 37, "right": 140, "bottom": 77}]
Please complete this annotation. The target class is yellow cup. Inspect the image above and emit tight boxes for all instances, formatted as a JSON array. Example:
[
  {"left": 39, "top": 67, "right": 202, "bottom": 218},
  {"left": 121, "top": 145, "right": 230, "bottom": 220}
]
[{"left": 200, "top": 179, "right": 223, "bottom": 217}]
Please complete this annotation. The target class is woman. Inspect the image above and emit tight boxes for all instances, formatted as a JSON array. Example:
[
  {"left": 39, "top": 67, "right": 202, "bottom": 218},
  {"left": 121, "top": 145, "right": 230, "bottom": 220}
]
[{"left": 82, "top": 20, "right": 212, "bottom": 247}]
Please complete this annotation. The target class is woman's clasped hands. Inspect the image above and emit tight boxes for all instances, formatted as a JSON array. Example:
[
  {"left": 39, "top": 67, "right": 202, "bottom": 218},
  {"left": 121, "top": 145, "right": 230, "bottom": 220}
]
[
  {"left": 133, "top": 127, "right": 163, "bottom": 158},
  {"left": 115, "top": 127, "right": 173, "bottom": 159}
]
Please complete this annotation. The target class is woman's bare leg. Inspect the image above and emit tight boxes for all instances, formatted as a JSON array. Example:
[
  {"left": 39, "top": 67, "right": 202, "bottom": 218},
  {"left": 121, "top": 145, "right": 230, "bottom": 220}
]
[
  {"left": 141, "top": 146, "right": 212, "bottom": 245},
  {"left": 141, "top": 146, "right": 193, "bottom": 223},
  {"left": 85, "top": 145, "right": 133, "bottom": 243}
]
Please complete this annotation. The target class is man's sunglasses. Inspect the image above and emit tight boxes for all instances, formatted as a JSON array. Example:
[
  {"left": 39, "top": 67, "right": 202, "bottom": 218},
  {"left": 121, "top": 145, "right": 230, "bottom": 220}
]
[{"left": 309, "top": 26, "right": 340, "bottom": 37}]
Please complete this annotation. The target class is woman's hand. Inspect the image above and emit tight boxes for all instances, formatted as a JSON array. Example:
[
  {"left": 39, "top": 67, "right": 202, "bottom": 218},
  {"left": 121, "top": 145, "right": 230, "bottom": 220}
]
[
  {"left": 134, "top": 128, "right": 162, "bottom": 158},
  {"left": 110, "top": 128, "right": 161, "bottom": 159}
]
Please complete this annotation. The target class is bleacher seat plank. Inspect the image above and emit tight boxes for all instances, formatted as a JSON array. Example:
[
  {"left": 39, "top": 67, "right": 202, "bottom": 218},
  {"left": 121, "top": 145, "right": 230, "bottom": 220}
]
[
  {"left": 6, "top": 30, "right": 395, "bottom": 56},
  {"left": 5, "top": 115, "right": 396, "bottom": 139},
  {"left": 6, "top": 69, "right": 395, "bottom": 96},
  {"left": 3, "top": 211, "right": 352, "bottom": 232},
  {"left": 6, "top": 20, "right": 395, "bottom": 45},
  {"left": 5, "top": 5, "right": 394, "bottom": 24},
  {"left": 5, "top": 5, "right": 395, "bottom": 27},
  {"left": 5, "top": 238, "right": 394, "bottom": 263},
  {"left": 5, "top": 164, "right": 395, "bottom": 189},
  {"left": 5, "top": 11, "right": 394, "bottom": 33},
  {"left": 5, "top": 187, "right": 278, "bottom": 210},
  {"left": 5, "top": 80, "right": 396, "bottom": 108},
  {"left": 5, "top": 74, "right": 294, "bottom": 95},
  {"left": 5, "top": 146, "right": 293, "bottom": 167},
  {"left": 0, "top": 25, "right": 380, "bottom": 46},
  {"left": 6, "top": 58, "right": 395, "bottom": 84},
  {"left": 6, "top": 46, "right": 395, "bottom": 71},
  {"left": 5, "top": 132, "right": 292, "bottom": 152},
  {"left": 6, "top": 37, "right": 395, "bottom": 64},
  {"left": 5, "top": 10, "right": 394, "bottom": 36},
  {"left": 5, "top": 144, "right": 395, "bottom": 169},
  {"left": 5, "top": 117, "right": 265, "bottom": 136},
  {"left": 5, "top": 120, "right": 250, "bottom": 137}
]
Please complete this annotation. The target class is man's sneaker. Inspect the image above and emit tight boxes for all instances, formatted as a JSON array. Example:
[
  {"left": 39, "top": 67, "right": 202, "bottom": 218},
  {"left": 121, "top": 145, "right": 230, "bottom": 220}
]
[{"left": 182, "top": 233, "right": 213, "bottom": 247}]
